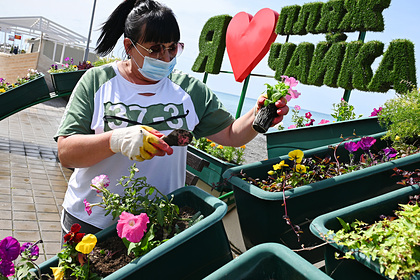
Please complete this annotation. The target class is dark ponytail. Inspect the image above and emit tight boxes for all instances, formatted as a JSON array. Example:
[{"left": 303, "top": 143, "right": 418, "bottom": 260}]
[{"left": 95, "top": 0, "right": 180, "bottom": 57}]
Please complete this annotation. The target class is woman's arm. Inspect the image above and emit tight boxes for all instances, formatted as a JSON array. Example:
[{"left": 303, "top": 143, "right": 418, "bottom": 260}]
[{"left": 57, "top": 133, "right": 114, "bottom": 168}]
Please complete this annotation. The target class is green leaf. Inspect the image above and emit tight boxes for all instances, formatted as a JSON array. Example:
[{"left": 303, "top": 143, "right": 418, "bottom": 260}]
[{"left": 337, "top": 217, "right": 351, "bottom": 232}]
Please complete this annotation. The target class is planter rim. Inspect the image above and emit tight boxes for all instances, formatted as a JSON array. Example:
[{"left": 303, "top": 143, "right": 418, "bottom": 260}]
[
  {"left": 187, "top": 144, "right": 238, "bottom": 167},
  {"left": 102, "top": 185, "right": 227, "bottom": 279},
  {"left": 309, "top": 185, "right": 420, "bottom": 277},
  {"left": 264, "top": 116, "right": 380, "bottom": 136},
  {"left": 49, "top": 69, "right": 88, "bottom": 76},
  {"left": 224, "top": 132, "right": 420, "bottom": 201},
  {"left": 203, "top": 243, "right": 333, "bottom": 280}
]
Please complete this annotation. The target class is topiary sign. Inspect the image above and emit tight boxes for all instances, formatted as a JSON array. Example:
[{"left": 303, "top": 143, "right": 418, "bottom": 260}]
[{"left": 192, "top": 0, "right": 417, "bottom": 94}]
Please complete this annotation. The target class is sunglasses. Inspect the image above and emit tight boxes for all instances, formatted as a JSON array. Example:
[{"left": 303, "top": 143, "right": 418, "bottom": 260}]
[
  {"left": 136, "top": 42, "right": 184, "bottom": 59},
  {"left": 103, "top": 110, "right": 189, "bottom": 126}
]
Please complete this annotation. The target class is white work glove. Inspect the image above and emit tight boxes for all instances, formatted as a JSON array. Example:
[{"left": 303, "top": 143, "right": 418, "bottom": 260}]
[{"left": 110, "top": 125, "right": 173, "bottom": 162}]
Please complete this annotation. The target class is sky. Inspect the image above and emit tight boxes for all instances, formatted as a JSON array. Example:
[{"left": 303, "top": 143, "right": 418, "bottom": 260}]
[{"left": 3, "top": 0, "right": 419, "bottom": 117}]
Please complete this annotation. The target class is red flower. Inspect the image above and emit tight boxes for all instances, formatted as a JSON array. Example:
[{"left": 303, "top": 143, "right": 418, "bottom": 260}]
[{"left": 63, "top": 224, "right": 85, "bottom": 245}]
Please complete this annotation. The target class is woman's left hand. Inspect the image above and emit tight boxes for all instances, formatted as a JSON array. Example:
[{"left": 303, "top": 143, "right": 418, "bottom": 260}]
[{"left": 256, "top": 95, "right": 289, "bottom": 126}]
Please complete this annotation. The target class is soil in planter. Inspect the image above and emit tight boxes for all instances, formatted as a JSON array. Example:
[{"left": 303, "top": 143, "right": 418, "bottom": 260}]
[{"left": 88, "top": 206, "right": 197, "bottom": 278}]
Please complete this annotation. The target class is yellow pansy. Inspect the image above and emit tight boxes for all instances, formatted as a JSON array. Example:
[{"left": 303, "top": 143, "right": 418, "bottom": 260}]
[
  {"left": 273, "top": 160, "right": 288, "bottom": 170},
  {"left": 288, "top": 150, "right": 304, "bottom": 163},
  {"left": 50, "top": 267, "right": 64, "bottom": 280},
  {"left": 295, "top": 164, "right": 307, "bottom": 173},
  {"left": 210, "top": 142, "right": 216, "bottom": 147},
  {"left": 217, "top": 145, "right": 223, "bottom": 149},
  {"left": 395, "top": 135, "right": 401, "bottom": 141},
  {"left": 0, "top": 88, "right": 5, "bottom": 93},
  {"left": 267, "top": 170, "right": 275, "bottom": 175},
  {"left": 75, "top": 234, "right": 97, "bottom": 254},
  {"left": 87, "top": 61, "right": 91, "bottom": 64}
]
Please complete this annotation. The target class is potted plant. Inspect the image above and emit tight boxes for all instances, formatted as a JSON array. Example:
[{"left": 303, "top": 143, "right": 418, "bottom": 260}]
[
  {"left": 203, "top": 243, "right": 333, "bottom": 280},
  {"left": 310, "top": 184, "right": 420, "bottom": 279},
  {"left": 187, "top": 137, "right": 246, "bottom": 192},
  {"left": 0, "top": 69, "right": 50, "bottom": 120},
  {"left": 34, "top": 165, "right": 232, "bottom": 279},
  {"left": 266, "top": 98, "right": 385, "bottom": 159},
  {"left": 48, "top": 58, "right": 93, "bottom": 96}
]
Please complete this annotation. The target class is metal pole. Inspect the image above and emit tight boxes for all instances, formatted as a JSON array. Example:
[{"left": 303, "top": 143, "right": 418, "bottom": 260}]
[
  {"left": 235, "top": 75, "right": 251, "bottom": 119},
  {"left": 84, "top": 0, "right": 97, "bottom": 62},
  {"left": 342, "top": 31, "right": 366, "bottom": 102}
]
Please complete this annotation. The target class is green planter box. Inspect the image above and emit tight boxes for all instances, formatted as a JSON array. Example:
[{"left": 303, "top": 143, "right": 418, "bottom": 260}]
[
  {"left": 50, "top": 70, "right": 87, "bottom": 95},
  {"left": 310, "top": 185, "right": 420, "bottom": 279},
  {"left": 266, "top": 117, "right": 385, "bottom": 158},
  {"left": 203, "top": 243, "right": 333, "bottom": 280},
  {"left": 35, "top": 186, "right": 232, "bottom": 279},
  {"left": 0, "top": 74, "right": 50, "bottom": 120},
  {"left": 223, "top": 132, "right": 420, "bottom": 263},
  {"left": 187, "top": 145, "right": 236, "bottom": 191}
]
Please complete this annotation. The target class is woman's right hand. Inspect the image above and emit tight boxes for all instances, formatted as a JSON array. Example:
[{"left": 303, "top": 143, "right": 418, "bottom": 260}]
[{"left": 110, "top": 125, "right": 173, "bottom": 161}]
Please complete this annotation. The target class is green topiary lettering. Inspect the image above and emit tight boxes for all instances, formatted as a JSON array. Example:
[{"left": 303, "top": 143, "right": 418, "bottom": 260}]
[
  {"left": 268, "top": 43, "right": 297, "bottom": 81},
  {"left": 191, "top": 15, "right": 232, "bottom": 74},
  {"left": 276, "top": 5, "right": 301, "bottom": 35},
  {"left": 293, "top": 2, "right": 323, "bottom": 35},
  {"left": 284, "top": 42, "right": 315, "bottom": 84},
  {"left": 315, "top": 0, "right": 346, "bottom": 33},
  {"left": 368, "top": 39, "right": 417, "bottom": 93}
]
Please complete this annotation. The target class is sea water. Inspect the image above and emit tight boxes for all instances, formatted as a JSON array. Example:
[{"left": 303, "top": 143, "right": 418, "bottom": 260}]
[{"left": 214, "top": 91, "right": 334, "bottom": 133}]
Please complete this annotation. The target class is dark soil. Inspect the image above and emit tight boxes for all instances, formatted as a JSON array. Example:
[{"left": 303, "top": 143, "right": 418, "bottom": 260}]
[{"left": 88, "top": 206, "right": 197, "bottom": 278}]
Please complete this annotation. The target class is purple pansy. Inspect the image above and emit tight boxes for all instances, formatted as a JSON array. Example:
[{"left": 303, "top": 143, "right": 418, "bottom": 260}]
[
  {"left": 358, "top": 137, "right": 376, "bottom": 151},
  {"left": 344, "top": 141, "right": 360, "bottom": 153},
  {"left": 0, "top": 236, "right": 20, "bottom": 261}
]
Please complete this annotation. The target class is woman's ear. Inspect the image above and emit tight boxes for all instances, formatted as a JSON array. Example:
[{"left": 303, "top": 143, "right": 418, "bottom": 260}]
[{"left": 123, "top": 37, "right": 133, "bottom": 55}]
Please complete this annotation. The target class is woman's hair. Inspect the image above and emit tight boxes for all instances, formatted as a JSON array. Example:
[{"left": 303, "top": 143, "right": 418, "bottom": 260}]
[{"left": 95, "top": 0, "right": 180, "bottom": 56}]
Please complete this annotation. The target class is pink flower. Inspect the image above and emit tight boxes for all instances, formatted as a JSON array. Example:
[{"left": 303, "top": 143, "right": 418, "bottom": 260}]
[
  {"left": 305, "top": 119, "right": 315, "bottom": 126},
  {"left": 117, "top": 212, "right": 149, "bottom": 243},
  {"left": 370, "top": 107, "right": 382, "bottom": 117},
  {"left": 281, "top": 75, "right": 298, "bottom": 88},
  {"left": 318, "top": 119, "right": 330, "bottom": 125},
  {"left": 83, "top": 199, "right": 92, "bottom": 216},
  {"left": 358, "top": 137, "right": 376, "bottom": 151},
  {"left": 288, "top": 125, "right": 296, "bottom": 129},
  {"left": 305, "top": 112, "right": 312, "bottom": 119},
  {"left": 344, "top": 141, "right": 360, "bottom": 153},
  {"left": 288, "top": 88, "right": 301, "bottom": 99},
  {"left": 90, "top": 175, "right": 110, "bottom": 193},
  {"left": 294, "top": 105, "right": 301, "bottom": 110}
]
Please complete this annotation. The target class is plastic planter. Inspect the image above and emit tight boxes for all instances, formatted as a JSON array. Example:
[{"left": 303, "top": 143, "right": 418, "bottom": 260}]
[
  {"left": 0, "top": 74, "right": 50, "bottom": 120},
  {"left": 203, "top": 243, "right": 333, "bottom": 280},
  {"left": 187, "top": 145, "right": 236, "bottom": 191},
  {"left": 223, "top": 132, "right": 420, "bottom": 263},
  {"left": 310, "top": 185, "right": 420, "bottom": 279},
  {"left": 36, "top": 186, "right": 232, "bottom": 279},
  {"left": 50, "top": 70, "right": 87, "bottom": 95},
  {"left": 265, "top": 117, "right": 385, "bottom": 158}
]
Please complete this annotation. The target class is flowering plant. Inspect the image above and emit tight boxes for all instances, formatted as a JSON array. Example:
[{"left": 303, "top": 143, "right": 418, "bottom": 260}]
[
  {"left": 0, "top": 236, "right": 42, "bottom": 279},
  {"left": 191, "top": 137, "right": 246, "bottom": 164},
  {"left": 331, "top": 98, "right": 363, "bottom": 121},
  {"left": 51, "top": 224, "right": 99, "bottom": 280},
  {"left": 0, "top": 69, "right": 43, "bottom": 94},
  {"left": 378, "top": 87, "right": 420, "bottom": 145},
  {"left": 241, "top": 133, "right": 417, "bottom": 193},
  {"left": 48, "top": 57, "right": 94, "bottom": 73},
  {"left": 84, "top": 164, "right": 203, "bottom": 259},
  {"left": 253, "top": 76, "right": 301, "bottom": 133}
]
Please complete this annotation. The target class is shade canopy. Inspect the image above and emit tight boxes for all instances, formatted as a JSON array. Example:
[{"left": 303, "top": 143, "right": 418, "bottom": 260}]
[{"left": 0, "top": 16, "right": 87, "bottom": 46}]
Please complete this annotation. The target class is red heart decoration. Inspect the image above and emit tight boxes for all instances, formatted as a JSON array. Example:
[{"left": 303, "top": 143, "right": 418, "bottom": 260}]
[{"left": 226, "top": 8, "right": 279, "bottom": 83}]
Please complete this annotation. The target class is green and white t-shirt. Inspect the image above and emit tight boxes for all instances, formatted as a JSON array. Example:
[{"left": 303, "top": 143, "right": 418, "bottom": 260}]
[{"left": 55, "top": 62, "right": 234, "bottom": 229}]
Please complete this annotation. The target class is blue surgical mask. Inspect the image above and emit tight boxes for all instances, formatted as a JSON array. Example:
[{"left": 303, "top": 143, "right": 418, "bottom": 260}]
[{"left": 130, "top": 41, "right": 177, "bottom": 81}]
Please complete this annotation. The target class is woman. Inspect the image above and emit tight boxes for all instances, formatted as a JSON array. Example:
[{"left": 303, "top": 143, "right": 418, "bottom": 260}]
[{"left": 56, "top": 0, "right": 288, "bottom": 235}]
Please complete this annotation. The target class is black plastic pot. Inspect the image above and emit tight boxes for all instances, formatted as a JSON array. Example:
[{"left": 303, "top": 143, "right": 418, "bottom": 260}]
[{"left": 252, "top": 103, "right": 277, "bottom": 133}]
